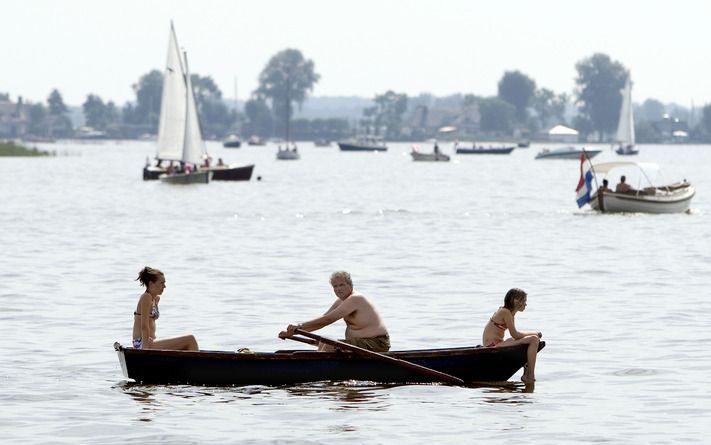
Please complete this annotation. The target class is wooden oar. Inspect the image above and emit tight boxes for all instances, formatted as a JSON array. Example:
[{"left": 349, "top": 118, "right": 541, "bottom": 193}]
[{"left": 289, "top": 328, "right": 464, "bottom": 385}]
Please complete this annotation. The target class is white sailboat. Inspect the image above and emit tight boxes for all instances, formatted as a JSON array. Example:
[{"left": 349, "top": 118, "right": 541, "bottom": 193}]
[
  {"left": 141, "top": 23, "right": 209, "bottom": 183},
  {"left": 614, "top": 76, "right": 638, "bottom": 156}
]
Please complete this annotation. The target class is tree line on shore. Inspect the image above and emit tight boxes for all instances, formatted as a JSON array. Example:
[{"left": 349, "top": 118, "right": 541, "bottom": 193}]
[{"left": 4, "top": 51, "right": 711, "bottom": 143}]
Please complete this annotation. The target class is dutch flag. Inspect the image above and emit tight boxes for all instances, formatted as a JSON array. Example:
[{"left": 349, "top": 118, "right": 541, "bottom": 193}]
[{"left": 575, "top": 152, "right": 594, "bottom": 208}]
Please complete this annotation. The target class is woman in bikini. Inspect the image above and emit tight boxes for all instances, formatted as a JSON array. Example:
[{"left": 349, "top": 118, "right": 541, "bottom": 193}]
[
  {"left": 132, "top": 266, "right": 199, "bottom": 351},
  {"left": 482, "top": 288, "right": 542, "bottom": 384}
]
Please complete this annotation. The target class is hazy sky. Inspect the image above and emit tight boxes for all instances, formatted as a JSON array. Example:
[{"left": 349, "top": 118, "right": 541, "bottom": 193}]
[{"left": 3, "top": 0, "right": 710, "bottom": 107}]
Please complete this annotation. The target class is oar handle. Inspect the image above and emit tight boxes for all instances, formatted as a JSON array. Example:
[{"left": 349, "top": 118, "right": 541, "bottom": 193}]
[{"left": 292, "top": 329, "right": 463, "bottom": 385}]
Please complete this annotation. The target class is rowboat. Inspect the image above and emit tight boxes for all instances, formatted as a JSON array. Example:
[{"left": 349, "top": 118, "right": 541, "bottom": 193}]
[{"left": 113, "top": 341, "right": 545, "bottom": 386}]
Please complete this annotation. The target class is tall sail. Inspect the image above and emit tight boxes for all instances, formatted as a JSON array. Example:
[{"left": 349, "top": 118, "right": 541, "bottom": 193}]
[
  {"left": 182, "top": 51, "right": 207, "bottom": 166},
  {"left": 615, "top": 77, "right": 635, "bottom": 146},
  {"left": 156, "top": 23, "right": 187, "bottom": 161}
]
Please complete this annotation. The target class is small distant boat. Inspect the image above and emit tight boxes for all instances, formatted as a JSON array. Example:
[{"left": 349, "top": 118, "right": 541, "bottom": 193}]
[
  {"left": 456, "top": 145, "right": 515, "bottom": 155},
  {"left": 410, "top": 144, "right": 450, "bottom": 162},
  {"left": 314, "top": 138, "right": 331, "bottom": 147},
  {"left": 113, "top": 341, "right": 545, "bottom": 386},
  {"left": 585, "top": 162, "right": 695, "bottom": 213},
  {"left": 517, "top": 141, "right": 530, "bottom": 148},
  {"left": 276, "top": 147, "right": 300, "bottom": 160},
  {"left": 222, "top": 134, "right": 242, "bottom": 148},
  {"left": 338, "top": 136, "right": 387, "bottom": 152},
  {"left": 614, "top": 76, "right": 639, "bottom": 156},
  {"left": 247, "top": 136, "right": 267, "bottom": 146},
  {"left": 536, "top": 146, "right": 601, "bottom": 160}
]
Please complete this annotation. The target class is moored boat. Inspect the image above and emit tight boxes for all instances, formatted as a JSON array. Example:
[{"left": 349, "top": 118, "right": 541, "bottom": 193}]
[
  {"left": 614, "top": 76, "right": 639, "bottom": 156},
  {"left": 276, "top": 147, "right": 300, "bottom": 160},
  {"left": 456, "top": 145, "right": 515, "bottom": 155},
  {"left": 114, "top": 341, "right": 545, "bottom": 386},
  {"left": 222, "top": 134, "right": 242, "bottom": 148},
  {"left": 410, "top": 144, "right": 450, "bottom": 162},
  {"left": 338, "top": 136, "right": 387, "bottom": 152},
  {"left": 536, "top": 146, "right": 601, "bottom": 160}
]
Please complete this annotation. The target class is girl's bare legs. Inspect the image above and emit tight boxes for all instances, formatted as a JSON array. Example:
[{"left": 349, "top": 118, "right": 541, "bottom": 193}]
[
  {"left": 151, "top": 334, "right": 199, "bottom": 351},
  {"left": 498, "top": 335, "right": 539, "bottom": 383}
]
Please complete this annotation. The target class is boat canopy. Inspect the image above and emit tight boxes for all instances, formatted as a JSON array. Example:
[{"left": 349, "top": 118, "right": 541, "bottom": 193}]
[{"left": 592, "top": 162, "right": 659, "bottom": 175}]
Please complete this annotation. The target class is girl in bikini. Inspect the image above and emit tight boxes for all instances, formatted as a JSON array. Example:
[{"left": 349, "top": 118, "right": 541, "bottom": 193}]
[
  {"left": 132, "top": 266, "right": 199, "bottom": 351},
  {"left": 482, "top": 288, "right": 542, "bottom": 384}
]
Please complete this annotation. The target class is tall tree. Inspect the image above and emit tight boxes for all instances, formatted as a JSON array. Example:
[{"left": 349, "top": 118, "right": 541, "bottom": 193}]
[
  {"left": 190, "top": 74, "right": 231, "bottom": 138},
  {"left": 699, "top": 104, "right": 711, "bottom": 137},
  {"left": 255, "top": 49, "right": 320, "bottom": 138},
  {"left": 478, "top": 97, "right": 516, "bottom": 134},
  {"left": 497, "top": 71, "right": 536, "bottom": 123},
  {"left": 28, "top": 103, "right": 48, "bottom": 136},
  {"left": 243, "top": 97, "right": 274, "bottom": 137},
  {"left": 640, "top": 98, "right": 666, "bottom": 122},
  {"left": 574, "top": 53, "right": 627, "bottom": 140},
  {"left": 46, "top": 89, "right": 72, "bottom": 137},
  {"left": 130, "top": 70, "right": 163, "bottom": 128},
  {"left": 83, "top": 94, "right": 108, "bottom": 129},
  {"left": 371, "top": 90, "right": 408, "bottom": 139},
  {"left": 532, "top": 88, "right": 568, "bottom": 129},
  {"left": 47, "top": 89, "right": 68, "bottom": 116}
]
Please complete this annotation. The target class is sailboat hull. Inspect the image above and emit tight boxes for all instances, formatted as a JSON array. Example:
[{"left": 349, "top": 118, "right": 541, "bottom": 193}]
[
  {"left": 207, "top": 164, "right": 254, "bottom": 181},
  {"left": 160, "top": 171, "right": 211, "bottom": 184}
]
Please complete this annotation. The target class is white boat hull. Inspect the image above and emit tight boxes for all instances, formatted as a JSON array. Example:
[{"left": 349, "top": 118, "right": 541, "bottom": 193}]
[
  {"left": 589, "top": 186, "right": 695, "bottom": 214},
  {"left": 536, "top": 148, "right": 601, "bottom": 159}
]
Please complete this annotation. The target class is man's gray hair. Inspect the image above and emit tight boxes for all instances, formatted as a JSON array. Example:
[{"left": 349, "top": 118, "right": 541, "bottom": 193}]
[{"left": 329, "top": 271, "right": 352, "bottom": 286}]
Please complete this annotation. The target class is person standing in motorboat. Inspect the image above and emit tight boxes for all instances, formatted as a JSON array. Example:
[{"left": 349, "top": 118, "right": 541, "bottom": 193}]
[
  {"left": 279, "top": 271, "right": 390, "bottom": 352},
  {"left": 482, "top": 288, "right": 542, "bottom": 384},
  {"left": 132, "top": 266, "right": 199, "bottom": 351}
]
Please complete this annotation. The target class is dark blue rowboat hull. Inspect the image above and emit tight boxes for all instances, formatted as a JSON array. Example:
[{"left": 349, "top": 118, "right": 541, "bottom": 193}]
[
  {"left": 338, "top": 142, "right": 388, "bottom": 152},
  {"left": 114, "top": 341, "right": 544, "bottom": 386},
  {"left": 456, "top": 146, "right": 515, "bottom": 154}
]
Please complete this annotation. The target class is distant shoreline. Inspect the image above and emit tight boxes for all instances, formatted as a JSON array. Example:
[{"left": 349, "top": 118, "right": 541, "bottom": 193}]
[{"left": 0, "top": 140, "right": 51, "bottom": 156}]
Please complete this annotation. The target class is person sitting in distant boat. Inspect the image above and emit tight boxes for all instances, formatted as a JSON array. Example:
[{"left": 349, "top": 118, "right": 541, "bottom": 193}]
[
  {"left": 279, "top": 271, "right": 390, "bottom": 352},
  {"left": 132, "top": 266, "right": 199, "bottom": 351},
  {"left": 482, "top": 288, "right": 542, "bottom": 384},
  {"left": 433, "top": 142, "right": 440, "bottom": 154},
  {"left": 217, "top": 158, "right": 225, "bottom": 167},
  {"left": 615, "top": 175, "right": 634, "bottom": 193}
]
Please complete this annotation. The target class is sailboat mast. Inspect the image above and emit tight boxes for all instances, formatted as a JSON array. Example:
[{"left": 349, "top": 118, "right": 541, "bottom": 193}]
[{"left": 285, "top": 70, "right": 291, "bottom": 144}]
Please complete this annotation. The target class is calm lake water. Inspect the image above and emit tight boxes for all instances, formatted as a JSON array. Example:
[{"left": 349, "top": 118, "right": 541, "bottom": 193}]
[{"left": 1, "top": 140, "right": 710, "bottom": 444}]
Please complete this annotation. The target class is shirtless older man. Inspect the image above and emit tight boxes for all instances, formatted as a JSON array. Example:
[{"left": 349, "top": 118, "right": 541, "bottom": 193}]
[{"left": 279, "top": 271, "right": 390, "bottom": 352}]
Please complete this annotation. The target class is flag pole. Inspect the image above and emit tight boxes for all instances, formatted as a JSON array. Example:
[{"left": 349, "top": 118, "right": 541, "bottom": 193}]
[{"left": 583, "top": 147, "right": 600, "bottom": 191}]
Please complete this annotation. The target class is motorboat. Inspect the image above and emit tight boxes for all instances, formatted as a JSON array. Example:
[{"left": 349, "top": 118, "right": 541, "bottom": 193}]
[
  {"left": 222, "top": 134, "right": 242, "bottom": 148},
  {"left": 338, "top": 136, "right": 387, "bottom": 152},
  {"left": 586, "top": 162, "right": 695, "bottom": 213},
  {"left": 536, "top": 146, "right": 601, "bottom": 160},
  {"left": 456, "top": 145, "right": 515, "bottom": 155},
  {"left": 410, "top": 144, "right": 450, "bottom": 161}
]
